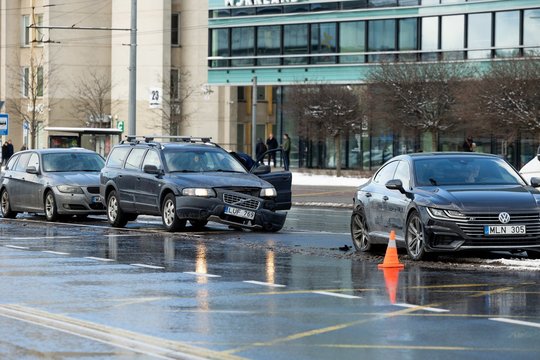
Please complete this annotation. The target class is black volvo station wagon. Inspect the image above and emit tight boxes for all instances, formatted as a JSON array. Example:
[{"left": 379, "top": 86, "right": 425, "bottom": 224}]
[{"left": 100, "top": 136, "right": 291, "bottom": 232}]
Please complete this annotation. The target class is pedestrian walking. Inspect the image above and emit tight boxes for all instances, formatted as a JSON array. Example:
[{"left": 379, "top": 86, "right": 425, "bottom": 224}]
[
  {"left": 1, "top": 141, "right": 7, "bottom": 165},
  {"left": 266, "top": 133, "right": 278, "bottom": 167},
  {"left": 282, "top": 133, "right": 291, "bottom": 170}
]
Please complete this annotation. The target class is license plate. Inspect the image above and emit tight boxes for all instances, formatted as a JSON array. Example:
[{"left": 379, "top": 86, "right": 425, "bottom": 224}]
[
  {"left": 92, "top": 196, "right": 100, "bottom": 203},
  {"left": 484, "top": 225, "right": 526, "bottom": 235},
  {"left": 224, "top": 206, "right": 255, "bottom": 220}
]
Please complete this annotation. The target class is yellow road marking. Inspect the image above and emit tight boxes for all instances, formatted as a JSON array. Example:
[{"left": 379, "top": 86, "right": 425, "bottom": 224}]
[
  {"left": 222, "top": 304, "right": 440, "bottom": 355},
  {"left": 469, "top": 287, "right": 514, "bottom": 298}
]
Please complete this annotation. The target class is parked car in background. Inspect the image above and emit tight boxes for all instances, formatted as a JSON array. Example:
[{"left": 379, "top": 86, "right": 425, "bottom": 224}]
[
  {"left": 519, "top": 145, "right": 540, "bottom": 184},
  {"left": 351, "top": 152, "right": 540, "bottom": 260},
  {"left": 100, "top": 136, "right": 292, "bottom": 232},
  {"left": 0, "top": 148, "right": 105, "bottom": 221}
]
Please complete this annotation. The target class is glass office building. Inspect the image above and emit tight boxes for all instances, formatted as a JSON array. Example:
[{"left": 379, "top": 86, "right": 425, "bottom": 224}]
[{"left": 208, "top": 0, "right": 540, "bottom": 170}]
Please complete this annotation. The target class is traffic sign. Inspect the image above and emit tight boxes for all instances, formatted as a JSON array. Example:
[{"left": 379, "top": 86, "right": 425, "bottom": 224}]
[
  {"left": 0, "top": 114, "right": 8, "bottom": 136},
  {"left": 117, "top": 120, "right": 124, "bottom": 132}
]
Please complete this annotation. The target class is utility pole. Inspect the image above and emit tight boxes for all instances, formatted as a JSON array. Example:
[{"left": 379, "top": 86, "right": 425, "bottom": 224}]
[
  {"left": 251, "top": 76, "right": 257, "bottom": 159},
  {"left": 128, "top": 0, "right": 137, "bottom": 137}
]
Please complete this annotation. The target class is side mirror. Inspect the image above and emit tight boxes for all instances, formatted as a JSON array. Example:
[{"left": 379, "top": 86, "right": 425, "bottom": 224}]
[
  {"left": 385, "top": 179, "right": 406, "bottom": 194},
  {"left": 530, "top": 177, "right": 540, "bottom": 187},
  {"left": 143, "top": 164, "right": 161, "bottom": 175},
  {"left": 252, "top": 164, "right": 271, "bottom": 175},
  {"left": 26, "top": 166, "right": 39, "bottom": 174}
]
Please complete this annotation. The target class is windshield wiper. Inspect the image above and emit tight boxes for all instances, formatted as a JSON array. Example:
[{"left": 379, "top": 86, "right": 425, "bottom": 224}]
[
  {"left": 169, "top": 169, "right": 199, "bottom": 173},
  {"left": 213, "top": 169, "right": 244, "bottom": 173}
]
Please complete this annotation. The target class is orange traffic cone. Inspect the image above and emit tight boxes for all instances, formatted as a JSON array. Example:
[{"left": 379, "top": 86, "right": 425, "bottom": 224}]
[
  {"left": 381, "top": 267, "right": 401, "bottom": 304},
  {"left": 378, "top": 230, "right": 404, "bottom": 269}
]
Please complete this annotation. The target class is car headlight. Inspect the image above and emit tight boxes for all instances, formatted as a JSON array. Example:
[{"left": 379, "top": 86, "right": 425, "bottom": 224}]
[
  {"left": 57, "top": 185, "right": 83, "bottom": 194},
  {"left": 426, "top": 207, "right": 467, "bottom": 221},
  {"left": 260, "top": 187, "right": 277, "bottom": 197},
  {"left": 181, "top": 188, "right": 216, "bottom": 197}
]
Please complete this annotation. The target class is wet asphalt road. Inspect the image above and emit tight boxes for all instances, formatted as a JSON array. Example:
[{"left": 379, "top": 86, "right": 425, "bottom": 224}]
[{"left": 0, "top": 209, "right": 540, "bottom": 359}]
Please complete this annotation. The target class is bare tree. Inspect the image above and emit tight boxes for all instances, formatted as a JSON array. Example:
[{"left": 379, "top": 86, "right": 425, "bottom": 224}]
[
  {"left": 367, "top": 61, "right": 474, "bottom": 151},
  {"left": 286, "top": 84, "right": 363, "bottom": 176},
  {"left": 474, "top": 57, "right": 540, "bottom": 141},
  {"left": 71, "top": 70, "right": 114, "bottom": 128},
  {"left": 7, "top": 52, "right": 57, "bottom": 149},
  {"left": 154, "top": 68, "right": 197, "bottom": 135}
]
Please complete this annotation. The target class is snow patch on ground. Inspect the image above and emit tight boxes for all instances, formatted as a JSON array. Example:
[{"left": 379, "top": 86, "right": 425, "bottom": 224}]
[
  {"left": 483, "top": 258, "right": 540, "bottom": 271},
  {"left": 292, "top": 172, "right": 369, "bottom": 187}
]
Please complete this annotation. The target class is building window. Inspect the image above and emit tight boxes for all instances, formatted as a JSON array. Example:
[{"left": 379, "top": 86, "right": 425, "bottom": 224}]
[
  {"left": 35, "top": 14, "right": 44, "bottom": 44},
  {"left": 284, "top": 24, "right": 308, "bottom": 65},
  {"left": 368, "top": 19, "right": 396, "bottom": 62},
  {"left": 22, "top": 67, "right": 29, "bottom": 97},
  {"left": 22, "top": 15, "right": 30, "bottom": 46},
  {"left": 37, "top": 67, "right": 43, "bottom": 97},
  {"left": 170, "top": 69, "right": 179, "bottom": 100},
  {"left": 211, "top": 28, "right": 229, "bottom": 67},
  {"left": 467, "top": 13, "right": 492, "bottom": 59},
  {"left": 283, "top": 4, "right": 309, "bottom": 13},
  {"left": 398, "top": 18, "right": 418, "bottom": 61},
  {"left": 339, "top": 21, "right": 366, "bottom": 63},
  {"left": 495, "top": 11, "right": 520, "bottom": 57},
  {"left": 311, "top": 3, "right": 339, "bottom": 12},
  {"left": 231, "top": 27, "right": 255, "bottom": 67},
  {"left": 524, "top": 9, "right": 540, "bottom": 56},
  {"left": 441, "top": 15, "right": 464, "bottom": 60},
  {"left": 368, "top": 0, "right": 398, "bottom": 7},
  {"left": 342, "top": 1, "right": 368, "bottom": 9},
  {"left": 311, "top": 23, "right": 337, "bottom": 64},
  {"left": 171, "top": 13, "right": 180, "bottom": 46},
  {"left": 421, "top": 17, "right": 439, "bottom": 60},
  {"left": 257, "top": 26, "right": 281, "bottom": 66}
]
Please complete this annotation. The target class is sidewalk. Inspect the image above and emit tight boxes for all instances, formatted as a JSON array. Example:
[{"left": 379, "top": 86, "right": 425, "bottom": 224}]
[{"left": 291, "top": 171, "right": 369, "bottom": 208}]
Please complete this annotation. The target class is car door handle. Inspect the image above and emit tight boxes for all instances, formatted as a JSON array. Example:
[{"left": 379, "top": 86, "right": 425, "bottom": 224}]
[
  {"left": 365, "top": 193, "right": 372, "bottom": 198},
  {"left": 383, "top": 196, "right": 389, "bottom": 201}
]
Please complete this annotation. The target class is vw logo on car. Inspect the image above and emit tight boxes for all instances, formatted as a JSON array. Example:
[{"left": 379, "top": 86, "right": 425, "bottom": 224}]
[{"left": 498, "top": 212, "right": 510, "bottom": 224}]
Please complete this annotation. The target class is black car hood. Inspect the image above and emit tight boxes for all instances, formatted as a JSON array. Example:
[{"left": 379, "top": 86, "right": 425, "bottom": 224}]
[
  {"left": 419, "top": 185, "right": 540, "bottom": 211},
  {"left": 166, "top": 172, "right": 269, "bottom": 189}
]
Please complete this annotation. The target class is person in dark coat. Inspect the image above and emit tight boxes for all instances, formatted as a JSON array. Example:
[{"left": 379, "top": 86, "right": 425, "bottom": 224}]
[
  {"left": 6, "top": 139, "right": 14, "bottom": 160},
  {"left": 266, "top": 133, "right": 278, "bottom": 167},
  {"left": 1, "top": 142, "right": 7, "bottom": 165},
  {"left": 255, "top": 138, "right": 267, "bottom": 161},
  {"left": 462, "top": 136, "right": 475, "bottom": 152}
]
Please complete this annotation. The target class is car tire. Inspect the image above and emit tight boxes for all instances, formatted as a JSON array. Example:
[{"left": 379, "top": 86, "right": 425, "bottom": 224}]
[
  {"left": 44, "top": 191, "right": 59, "bottom": 222},
  {"left": 0, "top": 189, "right": 18, "bottom": 219},
  {"left": 405, "top": 211, "right": 428, "bottom": 261},
  {"left": 351, "top": 210, "right": 371, "bottom": 252},
  {"left": 162, "top": 193, "right": 185, "bottom": 232},
  {"left": 107, "top": 190, "right": 128, "bottom": 228},
  {"left": 189, "top": 219, "right": 208, "bottom": 230}
]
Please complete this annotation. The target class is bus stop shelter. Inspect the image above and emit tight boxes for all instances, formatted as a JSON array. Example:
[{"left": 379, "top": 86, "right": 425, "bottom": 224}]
[{"left": 44, "top": 127, "right": 123, "bottom": 157}]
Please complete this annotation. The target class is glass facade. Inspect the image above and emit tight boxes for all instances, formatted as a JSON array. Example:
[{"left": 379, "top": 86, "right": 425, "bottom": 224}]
[{"left": 209, "top": 1, "right": 540, "bottom": 171}]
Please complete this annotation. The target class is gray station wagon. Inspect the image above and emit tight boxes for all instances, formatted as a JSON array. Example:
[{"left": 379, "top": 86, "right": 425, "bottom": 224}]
[{"left": 0, "top": 148, "right": 105, "bottom": 221}]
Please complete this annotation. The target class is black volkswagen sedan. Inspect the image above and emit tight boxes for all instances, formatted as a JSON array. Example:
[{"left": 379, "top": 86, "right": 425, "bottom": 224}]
[{"left": 351, "top": 152, "right": 540, "bottom": 260}]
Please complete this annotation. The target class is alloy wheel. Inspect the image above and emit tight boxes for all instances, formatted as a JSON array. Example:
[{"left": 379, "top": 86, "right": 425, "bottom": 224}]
[
  {"left": 406, "top": 213, "right": 426, "bottom": 260},
  {"left": 351, "top": 212, "right": 370, "bottom": 251}
]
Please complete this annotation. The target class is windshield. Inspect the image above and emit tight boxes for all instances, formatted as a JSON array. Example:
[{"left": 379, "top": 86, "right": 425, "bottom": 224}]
[
  {"left": 164, "top": 149, "right": 247, "bottom": 173},
  {"left": 42, "top": 152, "right": 105, "bottom": 172},
  {"left": 414, "top": 157, "right": 525, "bottom": 186}
]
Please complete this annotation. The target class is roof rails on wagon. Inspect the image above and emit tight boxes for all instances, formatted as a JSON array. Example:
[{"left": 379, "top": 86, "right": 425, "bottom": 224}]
[{"left": 121, "top": 135, "right": 213, "bottom": 145}]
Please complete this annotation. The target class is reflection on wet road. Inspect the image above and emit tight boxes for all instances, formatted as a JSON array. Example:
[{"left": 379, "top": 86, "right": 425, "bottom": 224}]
[{"left": 0, "top": 215, "right": 539, "bottom": 359}]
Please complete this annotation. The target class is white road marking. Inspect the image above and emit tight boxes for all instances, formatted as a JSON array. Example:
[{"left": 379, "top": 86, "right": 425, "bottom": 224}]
[
  {"left": 312, "top": 291, "right": 361, "bottom": 299},
  {"left": 489, "top": 317, "right": 540, "bottom": 329},
  {"left": 394, "top": 303, "right": 449, "bottom": 313},
  {"left": 4, "top": 245, "right": 29, "bottom": 250},
  {"left": 42, "top": 251, "right": 70, "bottom": 255},
  {"left": 6, "top": 236, "right": 78, "bottom": 240},
  {"left": 84, "top": 257, "right": 115, "bottom": 262},
  {"left": 183, "top": 272, "right": 221, "bottom": 278},
  {"left": 130, "top": 264, "right": 165, "bottom": 270},
  {"left": 243, "top": 281, "right": 286, "bottom": 288}
]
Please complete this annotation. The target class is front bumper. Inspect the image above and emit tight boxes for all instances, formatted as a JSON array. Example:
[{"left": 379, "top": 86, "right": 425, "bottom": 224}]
[
  {"left": 54, "top": 189, "right": 105, "bottom": 215},
  {"left": 174, "top": 192, "right": 286, "bottom": 231},
  {"left": 418, "top": 207, "right": 540, "bottom": 252}
]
